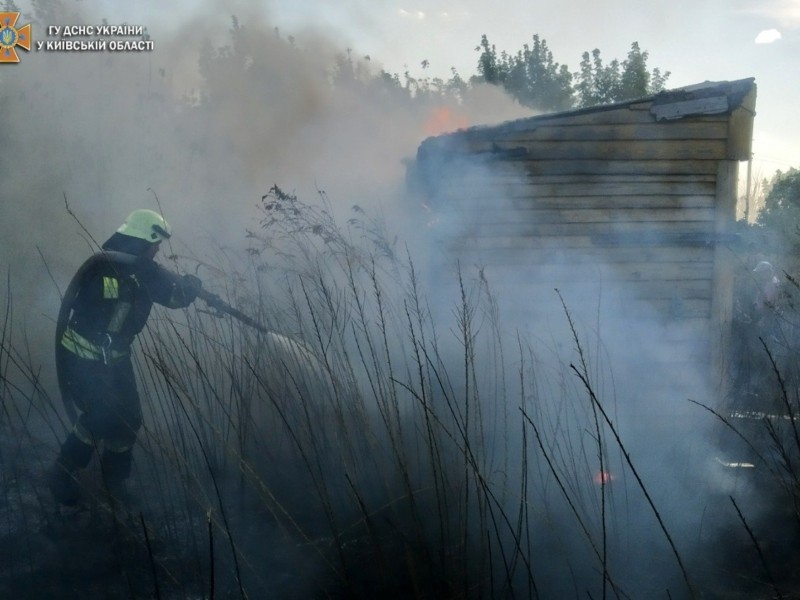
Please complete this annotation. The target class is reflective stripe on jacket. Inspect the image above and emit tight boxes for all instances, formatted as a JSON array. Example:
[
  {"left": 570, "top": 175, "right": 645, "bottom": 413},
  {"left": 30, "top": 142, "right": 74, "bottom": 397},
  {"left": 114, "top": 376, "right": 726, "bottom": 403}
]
[{"left": 60, "top": 326, "right": 129, "bottom": 362}]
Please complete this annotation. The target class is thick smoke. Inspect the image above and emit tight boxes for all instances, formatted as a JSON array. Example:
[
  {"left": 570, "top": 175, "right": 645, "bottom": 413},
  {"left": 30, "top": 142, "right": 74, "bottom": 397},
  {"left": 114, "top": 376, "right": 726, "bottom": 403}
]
[
  {"left": 0, "top": 2, "right": 542, "bottom": 598},
  {"left": 413, "top": 135, "right": 791, "bottom": 596},
  {"left": 0, "top": 1, "right": 526, "bottom": 357},
  {"left": 2, "top": 3, "right": 791, "bottom": 599}
]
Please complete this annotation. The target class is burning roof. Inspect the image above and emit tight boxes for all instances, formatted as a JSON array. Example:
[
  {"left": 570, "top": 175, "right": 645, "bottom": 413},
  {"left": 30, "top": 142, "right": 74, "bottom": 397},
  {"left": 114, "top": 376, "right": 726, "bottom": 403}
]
[{"left": 415, "top": 78, "right": 756, "bottom": 168}]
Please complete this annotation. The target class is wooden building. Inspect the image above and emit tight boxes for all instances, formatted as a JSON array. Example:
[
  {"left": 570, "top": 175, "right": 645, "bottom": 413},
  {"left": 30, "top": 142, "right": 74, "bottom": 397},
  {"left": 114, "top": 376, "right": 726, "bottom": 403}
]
[{"left": 410, "top": 78, "right": 756, "bottom": 406}]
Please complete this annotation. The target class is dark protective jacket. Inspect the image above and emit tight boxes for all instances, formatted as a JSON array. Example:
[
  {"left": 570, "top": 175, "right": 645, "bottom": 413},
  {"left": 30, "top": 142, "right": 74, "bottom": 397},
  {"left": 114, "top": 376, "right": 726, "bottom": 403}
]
[
  {"left": 59, "top": 251, "right": 194, "bottom": 360},
  {"left": 56, "top": 247, "right": 197, "bottom": 427}
]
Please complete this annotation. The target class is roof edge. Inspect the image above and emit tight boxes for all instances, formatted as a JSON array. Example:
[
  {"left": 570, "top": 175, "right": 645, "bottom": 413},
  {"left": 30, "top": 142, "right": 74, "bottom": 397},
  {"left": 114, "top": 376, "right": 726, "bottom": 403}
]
[{"left": 424, "top": 77, "right": 756, "bottom": 144}]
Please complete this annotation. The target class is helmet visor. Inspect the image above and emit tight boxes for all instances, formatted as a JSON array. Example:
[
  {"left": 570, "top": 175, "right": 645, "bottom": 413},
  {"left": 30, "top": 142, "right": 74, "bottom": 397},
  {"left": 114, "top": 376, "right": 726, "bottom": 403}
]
[{"left": 152, "top": 223, "right": 171, "bottom": 240}]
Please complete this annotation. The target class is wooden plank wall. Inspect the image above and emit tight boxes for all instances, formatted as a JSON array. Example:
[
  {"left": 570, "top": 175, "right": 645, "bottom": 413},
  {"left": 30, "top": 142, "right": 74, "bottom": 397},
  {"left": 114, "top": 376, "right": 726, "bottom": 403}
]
[{"left": 415, "top": 88, "right": 756, "bottom": 402}]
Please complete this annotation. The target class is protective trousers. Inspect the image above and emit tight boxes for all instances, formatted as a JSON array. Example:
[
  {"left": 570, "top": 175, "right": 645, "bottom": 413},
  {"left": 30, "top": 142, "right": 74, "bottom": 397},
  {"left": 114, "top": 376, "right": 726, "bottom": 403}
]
[{"left": 56, "top": 351, "right": 142, "bottom": 485}]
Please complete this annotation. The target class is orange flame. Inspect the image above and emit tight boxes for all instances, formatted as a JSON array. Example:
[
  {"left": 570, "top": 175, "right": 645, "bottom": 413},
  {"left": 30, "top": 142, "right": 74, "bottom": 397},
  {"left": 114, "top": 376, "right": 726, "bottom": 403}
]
[
  {"left": 593, "top": 470, "right": 615, "bottom": 485},
  {"left": 422, "top": 106, "right": 468, "bottom": 136}
]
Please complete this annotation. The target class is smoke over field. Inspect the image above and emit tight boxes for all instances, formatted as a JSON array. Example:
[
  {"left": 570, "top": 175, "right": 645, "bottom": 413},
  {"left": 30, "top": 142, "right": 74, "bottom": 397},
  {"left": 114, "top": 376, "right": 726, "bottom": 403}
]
[{"left": 1, "top": 3, "right": 799, "bottom": 599}]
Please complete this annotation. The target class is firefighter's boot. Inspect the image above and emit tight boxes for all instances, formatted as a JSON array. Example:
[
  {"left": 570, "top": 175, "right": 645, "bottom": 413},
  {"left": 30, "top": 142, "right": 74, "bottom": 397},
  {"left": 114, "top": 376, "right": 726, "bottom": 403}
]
[
  {"left": 47, "top": 433, "right": 93, "bottom": 506},
  {"left": 101, "top": 447, "right": 134, "bottom": 503}
]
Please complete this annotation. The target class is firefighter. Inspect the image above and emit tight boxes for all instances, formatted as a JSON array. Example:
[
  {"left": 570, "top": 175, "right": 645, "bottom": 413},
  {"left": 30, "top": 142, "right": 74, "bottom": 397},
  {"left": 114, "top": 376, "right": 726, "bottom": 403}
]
[{"left": 47, "top": 209, "right": 202, "bottom": 505}]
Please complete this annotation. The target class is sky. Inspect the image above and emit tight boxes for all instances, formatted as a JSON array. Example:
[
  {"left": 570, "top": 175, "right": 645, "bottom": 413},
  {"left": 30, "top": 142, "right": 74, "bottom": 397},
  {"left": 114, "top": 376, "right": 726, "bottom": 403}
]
[{"left": 91, "top": 0, "right": 800, "bottom": 180}]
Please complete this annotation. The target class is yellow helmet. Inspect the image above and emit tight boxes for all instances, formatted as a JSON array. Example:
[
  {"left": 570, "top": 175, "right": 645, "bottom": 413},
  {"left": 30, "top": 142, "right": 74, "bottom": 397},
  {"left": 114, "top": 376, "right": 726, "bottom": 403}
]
[{"left": 116, "top": 209, "right": 172, "bottom": 243}]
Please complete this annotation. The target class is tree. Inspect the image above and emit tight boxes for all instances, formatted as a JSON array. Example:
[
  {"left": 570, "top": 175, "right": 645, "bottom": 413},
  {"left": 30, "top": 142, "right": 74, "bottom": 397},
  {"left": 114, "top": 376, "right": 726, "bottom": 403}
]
[
  {"left": 475, "top": 34, "right": 504, "bottom": 85},
  {"left": 619, "top": 42, "right": 650, "bottom": 100},
  {"left": 473, "top": 34, "right": 573, "bottom": 112},
  {"left": 756, "top": 168, "right": 800, "bottom": 253},
  {"left": 574, "top": 42, "right": 669, "bottom": 108},
  {"left": 575, "top": 49, "right": 621, "bottom": 107},
  {"left": 475, "top": 36, "right": 669, "bottom": 111},
  {"left": 513, "top": 35, "right": 574, "bottom": 111}
]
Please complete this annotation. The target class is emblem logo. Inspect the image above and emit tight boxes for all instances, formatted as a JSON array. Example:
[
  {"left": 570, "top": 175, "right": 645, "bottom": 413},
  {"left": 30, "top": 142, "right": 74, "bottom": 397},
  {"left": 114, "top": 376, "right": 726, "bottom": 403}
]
[{"left": 0, "top": 12, "right": 31, "bottom": 63}]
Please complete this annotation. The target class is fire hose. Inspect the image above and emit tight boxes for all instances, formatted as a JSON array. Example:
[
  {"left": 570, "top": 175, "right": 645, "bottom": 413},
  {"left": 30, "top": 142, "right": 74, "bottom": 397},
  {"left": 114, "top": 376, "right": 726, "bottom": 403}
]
[
  {"left": 196, "top": 288, "right": 323, "bottom": 371},
  {"left": 196, "top": 288, "right": 271, "bottom": 335}
]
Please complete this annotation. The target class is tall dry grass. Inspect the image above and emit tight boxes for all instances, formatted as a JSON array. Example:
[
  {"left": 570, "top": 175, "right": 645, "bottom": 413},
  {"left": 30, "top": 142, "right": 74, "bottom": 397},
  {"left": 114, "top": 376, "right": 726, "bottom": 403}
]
[{"left": 1, "top": 189, "right": 798, "bottom": 598}]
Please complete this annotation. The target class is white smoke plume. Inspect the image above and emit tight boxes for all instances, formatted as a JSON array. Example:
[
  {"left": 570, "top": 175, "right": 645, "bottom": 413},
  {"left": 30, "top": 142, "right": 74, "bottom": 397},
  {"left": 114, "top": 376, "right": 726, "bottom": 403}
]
[
  {"left": 2, "top": 3, "right": 792, "bottom": 598},
  {"left": 0, "top": 1, "right": 527, "bottom": 355}
]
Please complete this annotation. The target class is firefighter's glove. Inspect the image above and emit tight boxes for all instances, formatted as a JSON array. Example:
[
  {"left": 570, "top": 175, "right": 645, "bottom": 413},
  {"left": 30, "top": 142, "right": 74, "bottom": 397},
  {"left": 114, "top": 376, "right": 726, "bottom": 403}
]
[{"left": 179, "top": 274, "right": 203, "bottom": 304}]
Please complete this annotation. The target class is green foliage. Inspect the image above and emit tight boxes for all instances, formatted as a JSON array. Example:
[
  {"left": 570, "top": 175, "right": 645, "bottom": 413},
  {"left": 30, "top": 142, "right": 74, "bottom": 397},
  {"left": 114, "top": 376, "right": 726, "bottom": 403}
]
[
  {"left": 473, "top": 34, "right": 573, "bottom": 111},
  {"left": 756, "top": 168, "right": 800, "bottom": 252},
  {"left": 508, "top": 35, "right": 574, "bottom": 111},
  {"left": 474, "top": 35, "right": 669, "bottom": 111},
  {"left": 574, "top": 42, "right": 670, "bottom": 108},
  {"left": 575, "top": 49, "right": 619, "bottom": 107}
]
